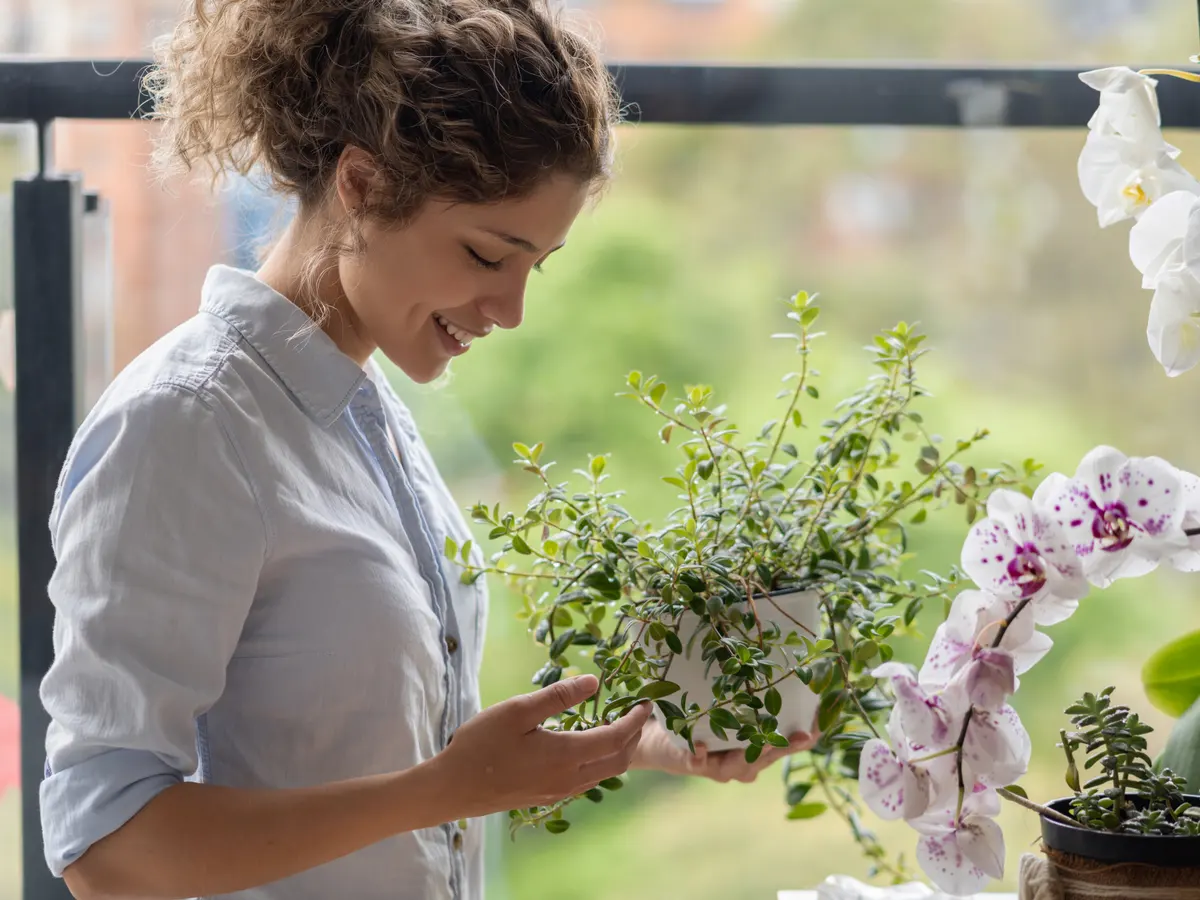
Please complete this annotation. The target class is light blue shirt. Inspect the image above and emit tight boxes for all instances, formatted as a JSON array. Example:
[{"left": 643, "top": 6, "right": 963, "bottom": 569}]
[{"left": 38, "top": 265, "right": 488, "bottom": 900}]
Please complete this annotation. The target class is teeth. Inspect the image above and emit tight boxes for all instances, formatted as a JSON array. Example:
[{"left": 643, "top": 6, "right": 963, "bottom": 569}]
[{"left": 435, "top": 314, "right": 472, "bottom": 346}]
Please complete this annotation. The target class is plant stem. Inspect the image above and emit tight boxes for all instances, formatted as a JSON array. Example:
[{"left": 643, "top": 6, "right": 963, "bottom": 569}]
[
  {"left": 951, "top": 593, "right": 1033, "bottom": 817},
  {"left": 997, "top": 788, "right": 1078, "bottom": 827},
  {"left": 823, "top": 601, "right": 883, "bottom": 741}
]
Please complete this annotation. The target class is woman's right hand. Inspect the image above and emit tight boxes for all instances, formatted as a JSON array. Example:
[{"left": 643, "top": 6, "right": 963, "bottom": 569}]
[{"left": 432, "top": 674, "right": 651, "bottom": 818}]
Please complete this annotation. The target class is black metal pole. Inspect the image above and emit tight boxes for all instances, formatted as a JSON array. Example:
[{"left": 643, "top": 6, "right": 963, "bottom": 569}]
[{"left": 14, "top": 172, "right": 82, "bottom": 900}]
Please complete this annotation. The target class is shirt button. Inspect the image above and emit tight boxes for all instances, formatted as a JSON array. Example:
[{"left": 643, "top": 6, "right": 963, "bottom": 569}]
[
  {"left": 445, "top": 634, "right": 459, "bottom": 654},
  {"left": 452, "top": 831, "right": 464, "bottom": 852}
]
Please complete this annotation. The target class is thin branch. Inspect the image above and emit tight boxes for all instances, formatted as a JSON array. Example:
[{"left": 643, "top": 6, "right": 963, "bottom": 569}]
[{"left": 997, "top": 788, "right": 1078, "bottom": 827}]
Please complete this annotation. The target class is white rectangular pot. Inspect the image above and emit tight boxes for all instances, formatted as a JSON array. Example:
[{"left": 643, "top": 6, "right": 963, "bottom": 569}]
[{"left": 649, "top": 588, "right": 822, "bottom": 753}]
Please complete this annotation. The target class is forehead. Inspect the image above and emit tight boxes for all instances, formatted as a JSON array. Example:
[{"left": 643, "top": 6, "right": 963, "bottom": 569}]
[{"left": 436, "top": 175, "right": 591, "bottom": 245}]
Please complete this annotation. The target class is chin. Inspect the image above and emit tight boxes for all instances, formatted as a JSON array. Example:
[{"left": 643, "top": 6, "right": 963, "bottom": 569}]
[{"left": 385, "top": 352, "right": 450, "bottom": 385}]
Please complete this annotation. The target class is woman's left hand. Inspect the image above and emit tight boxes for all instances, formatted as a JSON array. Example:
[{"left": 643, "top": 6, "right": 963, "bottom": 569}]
[{"left": 630, "top": 717, "right": 818, "bottom": 783}]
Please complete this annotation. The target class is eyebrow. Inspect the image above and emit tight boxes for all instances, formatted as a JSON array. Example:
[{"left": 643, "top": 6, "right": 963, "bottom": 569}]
[{"left": 483, "top": 229, "right": 566, "bottom": 256}]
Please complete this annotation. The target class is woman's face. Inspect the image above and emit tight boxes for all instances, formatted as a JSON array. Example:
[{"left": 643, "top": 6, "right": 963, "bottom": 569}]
[{"left": 337, "top": 172, "right": 590, "bottom": 383}]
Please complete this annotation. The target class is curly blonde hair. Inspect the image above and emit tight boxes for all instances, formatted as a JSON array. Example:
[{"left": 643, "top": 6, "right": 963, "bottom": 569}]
[{"left": 146, "top": 0, "right": 619, "bottom": 220}]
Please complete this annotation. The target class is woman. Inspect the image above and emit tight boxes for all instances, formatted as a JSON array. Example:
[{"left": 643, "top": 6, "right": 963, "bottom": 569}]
[{"left": 38, "top": 2, "right": 816, "bottom": 898}]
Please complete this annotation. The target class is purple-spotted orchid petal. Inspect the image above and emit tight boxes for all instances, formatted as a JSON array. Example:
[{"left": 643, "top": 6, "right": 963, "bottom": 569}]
[
  {"left": 961, "top": 648, "right": 1016, "bottom": 711},
  {"left": 919, "top": 590, "right": 1049, "bottom": 691},
  {"left": 912, "top": 787, "right": 1005, "bottom": 895},
  {"left": 961, "top": 489, "right": 1088, "bottom": 607},
  {"left": 1035, "top": 447, "right": 1187, "bottom": 588},
  {"left": 1168, "top": 469, "right": 1200, "bottom": 572},
  {"left": 960, "top": 704, "right": 1032, "bottom": 789},
  {"left": 872, "top": 662, "right": 966, "bottom": 749},
  {"left": 859, "top": 738, "right": 935, "bottom": 822}
]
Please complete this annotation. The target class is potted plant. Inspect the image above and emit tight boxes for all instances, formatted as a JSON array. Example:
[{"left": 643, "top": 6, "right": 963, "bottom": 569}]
[
  {"left": 1031, "top": 687, "right": 1200, "bottom": 898},
  {"left": 451, "top": 292, "right": 1031, "bottom": 853}
]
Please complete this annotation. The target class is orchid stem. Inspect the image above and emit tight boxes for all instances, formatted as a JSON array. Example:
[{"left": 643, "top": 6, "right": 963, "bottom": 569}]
[{"left": 1137, "top": 68, "right": 1200, "bottom": 83}]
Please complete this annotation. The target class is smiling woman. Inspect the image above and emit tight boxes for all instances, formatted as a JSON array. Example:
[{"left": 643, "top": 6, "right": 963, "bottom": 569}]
[{"left": 33, "top": 4, "right": 667, "bottom": 900}]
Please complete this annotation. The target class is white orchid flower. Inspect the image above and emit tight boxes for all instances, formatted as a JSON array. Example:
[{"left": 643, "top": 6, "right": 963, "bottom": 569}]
[
  {"left": 1147, "top": 270, "right": 1200, "bottom": 376},
  {"left": 919, "top": 590, "right": 1052, "bottom": 691},
  {"left": 959, "top": 703, "right": 1032, "bottom": 790},
  {"left": 1079, "top": 131, "right": 1197, "bottom": 228},
  {"left": 1077, "top": 68, "right": 1198, "bottom": 227},
  {"left": 1168, "top": 468, "right": 1200, "bottom": 572},
  {"left": 911, "top": 787, "right": 1006, "bottom": 896},
  {"left": 1035, "top": 446, "right": 1187, "bottom": 587},
  {"left": 961, "top": 490, "right": 1088, "bottom": 623},
  {"left": 1080, "top": 67, "right": 1164, "bottom": 141},
  {"left": 859, "top": 713, "right": 957, "bottom": 823}
]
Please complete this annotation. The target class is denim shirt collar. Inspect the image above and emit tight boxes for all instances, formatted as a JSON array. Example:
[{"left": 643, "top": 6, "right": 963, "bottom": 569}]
[{"left": 200, "top": 265, "right": 367, "bottom": 427}]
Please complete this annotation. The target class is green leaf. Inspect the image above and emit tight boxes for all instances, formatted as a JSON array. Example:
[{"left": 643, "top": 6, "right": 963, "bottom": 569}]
[
  {"left": 663, "top": 476, "right": 688, "bottom": 490},
  {"left": 650, "top": 382, "right": 668, "bottom": 406},
  {"left": 599, "top": 777, "right": 625, "bottom": 791},
  {"left": 745, "top": 743, "right": 763, "bottom": 764},
  {"left": 590, "top": 455, "right": 606, "bottom": 478},
  {"left": 444, "top": 536, "right": 458, "bottom": 559},
  {"left": 1003, "top": 784, "right": 1028, "bottom": 800},
  {"left": 664, "top": 631, "right": 683, "bottom": 655},
  {"left": 1143, "top": 629, "right": 1200, "bottom": 717},
  {"left": 787, "top": 802, "right": 829, "bottom": 820},
  {"left": 765, "top": 732, "right": 790, "bottom": 748},
  {"left": 545, "top": 819, "right": 571, "bottom": 834},
  {"left": 818, "top": 690, "right": 848, "bottom": 732},
  {"left": 1158, "top": 697, "right": 1200, "bottom": 790},
  {"left": 765, "top": 687, "right": 783, "bottom": 717},
  {"left": 637, "top": 541, "right": 653, "bottom": 559},
  {"left": 659, "top": 424, "right": 674, "bottom": 444},
  {"left": 511, "top": 535, "right": 532, "bottom": 555},
  {"left": 636, "top": 681, "right": 681, "bottom": 701},
  {"left": 513, "top": 442, "right": 532, "bottom": 459},
  {"left": 549, "top": 629, "right": 576, "bottom": 659},
  {"left": 708, "top": 707, "right": 740, "bottom": 730}
]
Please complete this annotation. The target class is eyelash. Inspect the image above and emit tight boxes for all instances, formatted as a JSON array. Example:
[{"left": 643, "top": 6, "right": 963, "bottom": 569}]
[{"left": 466, "top": 247, "right": 546, "bottom": 274}]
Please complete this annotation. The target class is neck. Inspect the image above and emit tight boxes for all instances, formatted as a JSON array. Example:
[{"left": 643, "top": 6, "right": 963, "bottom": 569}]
[{"left": 256, "top": 216, "right": 376, "bottom": 367}]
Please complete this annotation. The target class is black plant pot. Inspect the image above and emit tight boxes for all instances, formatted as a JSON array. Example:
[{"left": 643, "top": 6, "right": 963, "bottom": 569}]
[{"left": 1037, "top": 795, "right": 1200, "bottom": 898}]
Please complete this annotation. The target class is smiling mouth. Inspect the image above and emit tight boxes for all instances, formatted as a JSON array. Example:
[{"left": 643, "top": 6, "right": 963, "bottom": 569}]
[{"left": 434, "top": 313, "right": 476, "bottom": 347}]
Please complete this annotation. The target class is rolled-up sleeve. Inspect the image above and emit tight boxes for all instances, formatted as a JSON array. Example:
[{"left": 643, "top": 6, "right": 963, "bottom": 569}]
[{"left": 39, "top": 383, "right": 267, "bottom": 876}]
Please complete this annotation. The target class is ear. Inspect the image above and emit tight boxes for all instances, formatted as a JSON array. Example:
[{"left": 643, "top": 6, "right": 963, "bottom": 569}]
[{"left": 334, "top": 146, "right": 380, "bottom": 213}]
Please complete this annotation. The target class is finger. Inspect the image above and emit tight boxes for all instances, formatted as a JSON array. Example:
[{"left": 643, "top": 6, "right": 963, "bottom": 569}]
[
  {"left": 576, "top": 719, "right": 646, "bottom": 783},
  {"left": 515, "top": 675, "right": 599, "bottom": 730},
  {"left": 786, "top": 730, "right": 818, "bottom": 751},
  {"left": 716, "top": 750, "right": 757, "bottom": 784},
  {"left": 548, "top": 699, "right": 651, "bottom": 768}
]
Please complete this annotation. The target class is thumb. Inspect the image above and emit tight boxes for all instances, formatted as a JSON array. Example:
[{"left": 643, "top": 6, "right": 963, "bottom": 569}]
[{"left": 517, "top": 675, "right": 599, "bottom": 729}]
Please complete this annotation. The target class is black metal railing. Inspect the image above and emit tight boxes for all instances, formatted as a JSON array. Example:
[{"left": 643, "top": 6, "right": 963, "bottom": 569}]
[
  {"left": 5, "top": 59, "right": 1200, "bottom": 130},
  {"left": 5, "top": 54, "right": 1200, "bottom": 900}
]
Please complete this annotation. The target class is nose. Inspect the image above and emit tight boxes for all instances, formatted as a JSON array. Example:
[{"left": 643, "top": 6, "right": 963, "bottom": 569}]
[{"left": 478, "top": 283, "right": 526, "bottom": 331}]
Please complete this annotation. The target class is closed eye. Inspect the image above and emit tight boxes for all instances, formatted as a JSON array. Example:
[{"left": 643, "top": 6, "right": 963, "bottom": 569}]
[
  {"left": 466, "top": 247, "right": 503, "bottom": 271},
  {"left": 467, "top": 245, "right": 551, "bottom": 274}
]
